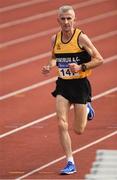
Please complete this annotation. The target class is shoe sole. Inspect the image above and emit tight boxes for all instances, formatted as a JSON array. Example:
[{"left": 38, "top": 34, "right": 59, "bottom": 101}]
[{"left": 60, "top": 170, "right": 77, "bottom": 175}]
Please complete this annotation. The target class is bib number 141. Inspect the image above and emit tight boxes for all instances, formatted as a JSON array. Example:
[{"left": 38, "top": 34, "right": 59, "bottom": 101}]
[{"left": 60, "top": 68, "right": 75, "bottom": 77}]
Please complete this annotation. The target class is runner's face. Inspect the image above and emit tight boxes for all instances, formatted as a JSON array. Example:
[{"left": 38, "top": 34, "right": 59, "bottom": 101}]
[{"left": 58, "top": 10, "right": 75, "bottom": 32}]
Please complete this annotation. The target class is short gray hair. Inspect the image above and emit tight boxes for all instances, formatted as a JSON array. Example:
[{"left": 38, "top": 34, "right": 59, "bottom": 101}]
[{"left": 58, "top": 5, "right": 75, "bottom": 16}]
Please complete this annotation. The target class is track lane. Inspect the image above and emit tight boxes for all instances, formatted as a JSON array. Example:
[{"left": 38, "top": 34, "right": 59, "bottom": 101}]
[
  {"left": 0, "top": 21, "right": 116, "bottom": 66},
  {"left": 0, "top": 0, "right": 79, "bottom": 23},
  {"left": 1, "top": 1, "right": 116, "bottom": 42},
  {"left": 0, "top": 0, "right": 108, "bottom": 25},
  {"left": 0, "top": 0, "right": 50, "bottom": 13},
  {"left": 27, "top": 134, "right": 116, "bottom": 180},
  {"left": 0, "top": 35, "right": 116, "bottom": 96},
  {"left": 0, "top": 92, "right": 116, "bottom": 179},
  {"left": 81, "top": 15, "right": 117, "bottom": 37},
  {"left": 1, "top": 10, "right": 116, "bottom": 49},
  {"left": 0, "top": 59, "right": 116, "bottom": 134},
  {"left": 0, "top": 27, "right": 116, "bottom": 73},
  {"left": 0, "top": 0, "right": 28, "bottom": 8}
]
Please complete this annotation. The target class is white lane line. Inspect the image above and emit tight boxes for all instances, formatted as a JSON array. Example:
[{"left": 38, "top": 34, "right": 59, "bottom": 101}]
[
  {"left": 0, "top": 112, "right": 56, "bottom": 139},
  {"left": 0, "top": 0, "right": 108, "bottom": 28},
  {"left": 0, "top": 55, "right": 116, "bottom": 101},
  {"left": 0, "top": 30, "right": 116, "bottom": 72},
  {"left": 91, "top": 30, "right": 117, "bottom": 41},
  {"left": 0, "top": 51, "right": 51, "bottom": 72},
  {"left": 16, "top": 131, "right": 117, "bottom": 180},
  {"left": 79, "top": 10, "right": 117, "bottom": 26},
  {"left": 1, "top": 10, "right": 116, "bottom": 48},
  {"left": 0, "top": 76, "right": 57, "bottom": 100},
  {"left": 0, "top": 0, "right": 49, "bottom": 13},
  {"left": 92, "top": 87, "right": 117, "bottom": 101},
  {"left": 0, "top": 87, "right": 117, "bottom": 139}
]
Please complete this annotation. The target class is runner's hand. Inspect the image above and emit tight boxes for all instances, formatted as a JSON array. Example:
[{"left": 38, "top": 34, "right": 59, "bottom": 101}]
[
  {"left": 69, "top": 63, "right": 81, "bottom": 73},
  {"left": 42, "top": 65, "right": 51, "bottom": 74}
]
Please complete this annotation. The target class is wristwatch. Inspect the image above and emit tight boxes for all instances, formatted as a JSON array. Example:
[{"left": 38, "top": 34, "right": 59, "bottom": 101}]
[{"left": 81, "top": 64, "right": 87, "bottom": 72}]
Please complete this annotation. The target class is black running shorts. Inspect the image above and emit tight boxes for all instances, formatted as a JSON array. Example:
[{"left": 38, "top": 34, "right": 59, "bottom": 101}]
[{"left": 52, "top": 77, "right": 92, "bottom": 104}]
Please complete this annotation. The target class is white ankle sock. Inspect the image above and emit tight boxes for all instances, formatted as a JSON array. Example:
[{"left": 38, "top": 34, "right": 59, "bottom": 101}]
[{"left": 67, "top": 157, "right": 74, "bottom": 164}]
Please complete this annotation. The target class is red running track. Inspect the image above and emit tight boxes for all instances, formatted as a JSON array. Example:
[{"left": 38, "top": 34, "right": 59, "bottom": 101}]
[{"left": 0, "top": 0, "right": 117, "bottom": 179}]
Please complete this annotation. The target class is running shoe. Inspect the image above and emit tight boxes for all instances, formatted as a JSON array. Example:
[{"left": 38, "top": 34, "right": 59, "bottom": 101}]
[
  {"left": 60, "top": 161, "right": 77, "bottom": 175},
  {"left": 87, "top": 103, "right": 95, "bottom": 121}
]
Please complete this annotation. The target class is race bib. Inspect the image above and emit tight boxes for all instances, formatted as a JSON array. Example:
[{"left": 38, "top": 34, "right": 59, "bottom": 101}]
[
  {"left": 58, "top": 68, "right": 80, "bottom": 79},
  {"left": 57, "top": 62, "right": 80, "bottom": 79}
]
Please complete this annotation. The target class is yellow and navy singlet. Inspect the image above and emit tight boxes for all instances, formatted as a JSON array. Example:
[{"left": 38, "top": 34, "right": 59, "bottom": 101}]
[{"left": 53, "top": 28, "right": 92, "bottom": 80}]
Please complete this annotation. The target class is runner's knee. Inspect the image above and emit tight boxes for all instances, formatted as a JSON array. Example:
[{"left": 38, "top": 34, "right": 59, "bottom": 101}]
[
  {"left": 57, "top": 117, "right": 68, "bottom": 132},
  {"left": 74, "top": 126, "right": 85, "bottom": 135}
]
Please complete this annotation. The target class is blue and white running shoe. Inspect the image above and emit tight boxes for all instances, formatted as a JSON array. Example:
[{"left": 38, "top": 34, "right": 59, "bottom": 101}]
[
  {"left": 87, "top": 103, "right": 95, "bottom": 121},
  {"left": 60, "top": 161, "right": 77, "bottom": 175}
]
